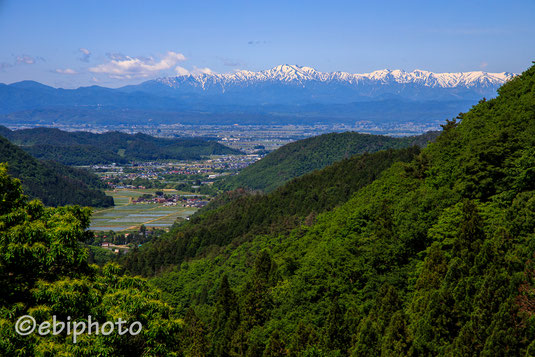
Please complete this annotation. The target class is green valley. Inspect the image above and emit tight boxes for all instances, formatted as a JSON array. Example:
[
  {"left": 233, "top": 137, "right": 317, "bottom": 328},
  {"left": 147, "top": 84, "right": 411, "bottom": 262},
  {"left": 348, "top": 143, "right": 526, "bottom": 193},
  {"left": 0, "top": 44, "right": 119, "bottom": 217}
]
[
  {"left": 1, "top": 2, "right": 531, "bottom": 356},
  {"left": 90, "top": 189, "right": 199, "bottom": 231},
  {"left": 124, "top": 64, "right": 535, "bottom": 355},
  {"left": 2, "top": 63, "right": 535, "bottom": 356},
  {"left": 218, "top": 130, "right": 438, "bottom": 192}
]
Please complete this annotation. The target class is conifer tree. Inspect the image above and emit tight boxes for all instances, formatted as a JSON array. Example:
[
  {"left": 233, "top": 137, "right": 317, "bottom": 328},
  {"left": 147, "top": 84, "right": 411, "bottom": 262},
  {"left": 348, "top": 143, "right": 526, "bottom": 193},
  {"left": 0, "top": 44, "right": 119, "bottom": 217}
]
[
  {"left": 263, "top": 329, "right": 287, "bottom": 356},
  {"left": 323, "top": 297, "right": 347, "bottom": 351},
  {"left": 212, "top": 275, "right": 240, "bottom": 357},
  {"left": 380, "top": 310, "right": 411, "bottom": 357},
  {"left": 241, "top": 251, "right": 275, "bottom": 328},
  {"left": 289, "top": 322, "right": 319, "bottom": 356},
  {"left": 182, "top": 308, "right": 210, "bottom": 357}
]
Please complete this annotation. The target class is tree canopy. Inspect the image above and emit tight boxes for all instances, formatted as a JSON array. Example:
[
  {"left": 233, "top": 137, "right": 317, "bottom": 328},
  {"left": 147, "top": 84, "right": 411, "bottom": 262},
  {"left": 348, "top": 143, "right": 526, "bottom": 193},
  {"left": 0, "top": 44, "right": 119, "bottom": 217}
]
[
  {"left": 140, "top": 64, "right": 535, "bottom": 355},
  {"left": 0, "top": 164, "right": 184, "bottom": 355}
]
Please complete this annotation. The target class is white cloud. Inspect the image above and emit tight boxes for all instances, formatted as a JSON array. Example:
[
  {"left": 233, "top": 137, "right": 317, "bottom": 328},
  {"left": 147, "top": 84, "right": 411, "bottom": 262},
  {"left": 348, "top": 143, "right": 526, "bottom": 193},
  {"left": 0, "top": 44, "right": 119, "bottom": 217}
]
[
  {"left": 0, "top": 54, "right": 44, "bottom": 71},
  {"left": 16, "top": 55, "right": 44, "bottom": 64},
  {"left": 106, "top": 52, "right": 127, "bottom": 61},
  {"left": 174, "top": 66, "right": 216, "bottom": 76},
  {"left": 16, "top": 55, "right": 35, "bottom": 64},
  {"left": 192, "top": 67, "right": 214, "bottom": 75},
  {"left": 89, "top": 51, "right": 186, "bottom": 79},
  {"left": 175, "top": 66, "right": 190, "bottom": 76},
  {"left": 55, "top": 68, "right": 77, "bottom": 75},
  {"left": 79, "top": 48, "right": 91, "bottom": 62}
]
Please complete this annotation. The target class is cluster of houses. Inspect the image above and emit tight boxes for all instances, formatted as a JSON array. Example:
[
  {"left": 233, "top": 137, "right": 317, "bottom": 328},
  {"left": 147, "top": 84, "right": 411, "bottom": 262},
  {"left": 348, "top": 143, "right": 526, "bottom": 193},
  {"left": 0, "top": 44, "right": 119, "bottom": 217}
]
[
  {"left": 107, "top": 184, "right": 146, "bottom": 189},
  {"left": 133, "top": 194, "right": 209, "bottom": 208},
  {"left": 100, "top": 242, "right": 130, "bottom": 254}
]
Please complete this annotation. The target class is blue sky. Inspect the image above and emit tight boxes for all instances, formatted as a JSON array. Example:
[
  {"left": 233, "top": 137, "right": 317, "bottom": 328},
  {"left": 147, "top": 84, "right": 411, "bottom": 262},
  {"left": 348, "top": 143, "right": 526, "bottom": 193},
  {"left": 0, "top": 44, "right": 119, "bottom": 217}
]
[{"left": 0, "top": 0, "right": 533, "bottom": 88}]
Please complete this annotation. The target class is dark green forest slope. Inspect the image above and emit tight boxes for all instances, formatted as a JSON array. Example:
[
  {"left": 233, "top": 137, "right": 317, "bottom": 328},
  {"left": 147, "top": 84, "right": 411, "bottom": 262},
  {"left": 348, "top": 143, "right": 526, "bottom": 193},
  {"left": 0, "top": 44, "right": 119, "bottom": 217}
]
[
  {"left": 123, "top": 146, "right": 421, "bottom": 276},
  {"left": 0, "top": 135, "right": 113, "bottom": 207},
  {"left": 0, "top": 126, "right": 243, "bottom": 165},
  {"left": 126, "top": 64, "right": 535, "bottom": 356},
  {"left": 219, "top": 130, "right": 438, "bottom": 192}
]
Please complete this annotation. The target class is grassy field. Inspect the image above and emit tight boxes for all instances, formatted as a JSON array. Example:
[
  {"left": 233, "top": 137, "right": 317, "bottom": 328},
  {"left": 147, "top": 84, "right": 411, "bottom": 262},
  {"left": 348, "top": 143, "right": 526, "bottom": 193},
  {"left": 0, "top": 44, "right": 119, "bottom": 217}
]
[{"left": 90, "top": 189, "right": 198, "bottom": 231}]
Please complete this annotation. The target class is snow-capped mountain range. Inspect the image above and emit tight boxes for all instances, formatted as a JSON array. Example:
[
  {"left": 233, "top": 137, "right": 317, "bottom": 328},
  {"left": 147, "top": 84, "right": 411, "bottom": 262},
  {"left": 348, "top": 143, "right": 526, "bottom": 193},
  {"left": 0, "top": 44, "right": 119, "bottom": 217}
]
[
  {"left": 155, "top": 64, "right": 514, "bottom": 90},
  {"left": 122, "top": 64, "right": 514, "bottom": 105},
  {"left": 0, "top": 64, "right": 516, "bottom": 127}
]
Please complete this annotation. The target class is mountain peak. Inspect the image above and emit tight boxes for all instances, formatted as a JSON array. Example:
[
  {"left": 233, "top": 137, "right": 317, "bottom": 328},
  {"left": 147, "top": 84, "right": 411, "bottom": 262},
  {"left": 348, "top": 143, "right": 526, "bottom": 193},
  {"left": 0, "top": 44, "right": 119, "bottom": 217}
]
[
  {"left": 156, "top": 65, "right": 514, "bottom": 89},
  {"left": 273, "top": 64, "right": 299, "bottom": 70},
  {"left": 9, "top": 80, "right": 55, "bottom": 90},
  {"left": 148, "top": 65, "right": 516, "bottom": 101},
  {"left": 263, "top": 64, "right": 320, "bottom": 81}
]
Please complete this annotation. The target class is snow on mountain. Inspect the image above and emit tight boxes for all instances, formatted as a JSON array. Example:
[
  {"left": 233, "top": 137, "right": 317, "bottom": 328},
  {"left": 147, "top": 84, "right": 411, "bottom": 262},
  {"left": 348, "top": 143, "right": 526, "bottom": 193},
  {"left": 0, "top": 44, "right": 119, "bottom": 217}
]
[{"left": 154, "top": 64, "right": 514, "bottom": 90}]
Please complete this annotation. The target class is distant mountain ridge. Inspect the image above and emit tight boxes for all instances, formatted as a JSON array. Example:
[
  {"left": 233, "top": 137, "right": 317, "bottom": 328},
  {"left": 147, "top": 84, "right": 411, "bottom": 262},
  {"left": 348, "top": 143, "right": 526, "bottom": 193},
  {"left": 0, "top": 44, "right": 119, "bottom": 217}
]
[
  {"left": 154, "top": 64, "right": 513, "bottom": 90},
  {"left": 127, "top": 64, "right": 515, "bottom": 104},
  {"left": 0, "top": 64, "right": 516, "bottom": 127},
  {"left": 0, "top": 126, "right": 243, "bottom": 165},
  {"left": 122, "top": 64, "right": 535, "bottom": 356}
]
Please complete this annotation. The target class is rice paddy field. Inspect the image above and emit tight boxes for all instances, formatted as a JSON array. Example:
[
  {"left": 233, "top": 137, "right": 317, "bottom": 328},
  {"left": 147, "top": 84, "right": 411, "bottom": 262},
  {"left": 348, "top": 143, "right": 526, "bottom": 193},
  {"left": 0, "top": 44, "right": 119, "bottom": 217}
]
[{"left": 90, "top": 189, "right": 198, "bottom": 232}]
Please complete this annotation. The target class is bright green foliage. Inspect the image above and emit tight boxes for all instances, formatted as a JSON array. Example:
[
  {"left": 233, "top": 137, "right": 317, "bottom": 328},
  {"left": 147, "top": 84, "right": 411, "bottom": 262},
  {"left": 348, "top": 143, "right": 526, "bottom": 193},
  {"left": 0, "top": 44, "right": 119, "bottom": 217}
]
[
  {"left": 139, "top": 64, "right": 535, "bottom": 355},
  {"left": 124, "top": 146, "right": 421, "bottom": 276},
  {"left": 5, "top": 64, "right": 535, "bottom": 355},
  {"left": 0, "top": 166, "right": 183, "bottom": 355}
]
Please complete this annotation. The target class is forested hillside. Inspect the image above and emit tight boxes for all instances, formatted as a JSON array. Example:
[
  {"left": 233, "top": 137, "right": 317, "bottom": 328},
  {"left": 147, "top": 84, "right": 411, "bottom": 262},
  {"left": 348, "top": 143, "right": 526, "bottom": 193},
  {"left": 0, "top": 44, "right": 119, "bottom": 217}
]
[
  {"left": 0, "top": 165, "right": 186, "bottom": 355},
  {"left": 219, "top": 130, "right": 438, "bottom": 192},
  {"left": 125, "top": 64, "right": 535, "bottom": 355},
  {"left": 123, "top": 146, "right": 421, "bottom": 276},
  {"left": 0, "top": 135, "right": 113, "bottom": 207},
  {"left": 0, "top": 126, "right": 243, "bottom": 165}
]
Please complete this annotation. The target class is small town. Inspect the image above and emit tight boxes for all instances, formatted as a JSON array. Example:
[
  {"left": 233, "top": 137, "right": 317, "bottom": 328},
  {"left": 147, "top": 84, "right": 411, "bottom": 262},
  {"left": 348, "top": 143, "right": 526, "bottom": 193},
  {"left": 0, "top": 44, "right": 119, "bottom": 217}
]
[
  {"left": 88, "top": 154, "right": 261, "bottom": 190},
  {"left": 132, "top": 193, "right": 209, "bottom": 208}
]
